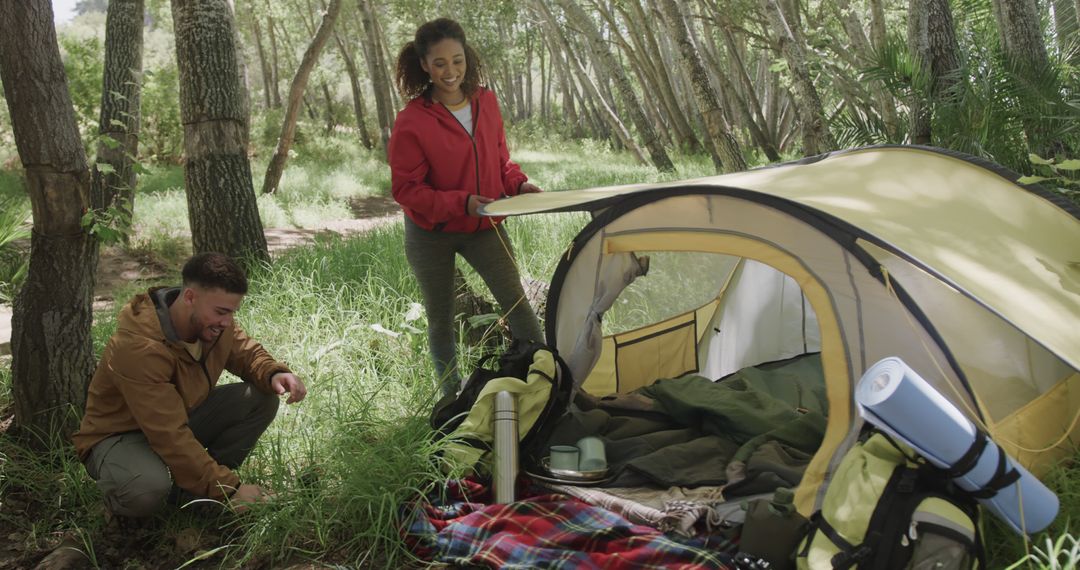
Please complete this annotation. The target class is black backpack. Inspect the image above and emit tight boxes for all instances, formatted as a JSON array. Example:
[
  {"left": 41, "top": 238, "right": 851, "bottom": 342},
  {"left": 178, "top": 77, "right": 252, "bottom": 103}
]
[
  {"left": 429, "top": 339, "right": 574, "bottom": 465},
  {"left": 798, "top": 431, "right": 987, "bottom": 570}
]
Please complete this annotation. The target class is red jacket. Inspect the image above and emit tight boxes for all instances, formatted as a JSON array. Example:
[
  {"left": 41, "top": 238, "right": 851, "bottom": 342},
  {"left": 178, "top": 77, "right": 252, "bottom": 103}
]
[{"left": 389, "top": 87, "right": 528, "bottom": 232}]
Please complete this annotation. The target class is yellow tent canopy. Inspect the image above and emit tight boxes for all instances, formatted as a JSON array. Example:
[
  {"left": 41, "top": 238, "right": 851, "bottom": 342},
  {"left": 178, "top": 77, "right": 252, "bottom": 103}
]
[{"left": 484, "top": 146, "right": 1080, "bottom": 514}]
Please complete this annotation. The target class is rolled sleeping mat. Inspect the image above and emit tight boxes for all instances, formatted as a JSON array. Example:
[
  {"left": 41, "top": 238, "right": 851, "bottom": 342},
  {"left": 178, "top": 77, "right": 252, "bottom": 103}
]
[{"left": 855, "top": 357, "right": 1059, "bottom": 535}]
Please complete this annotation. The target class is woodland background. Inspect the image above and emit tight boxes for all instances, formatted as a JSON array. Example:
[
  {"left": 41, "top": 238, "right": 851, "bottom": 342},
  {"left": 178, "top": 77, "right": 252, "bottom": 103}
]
[{"left": 0, "top": 0, "right": 1077, "bottom": 567}]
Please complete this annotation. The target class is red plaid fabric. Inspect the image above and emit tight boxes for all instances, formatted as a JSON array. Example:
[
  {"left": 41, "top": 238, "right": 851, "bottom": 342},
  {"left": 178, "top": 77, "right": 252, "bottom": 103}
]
[{"left": 405, "top": 479, "right": 732, "bottom": 569}]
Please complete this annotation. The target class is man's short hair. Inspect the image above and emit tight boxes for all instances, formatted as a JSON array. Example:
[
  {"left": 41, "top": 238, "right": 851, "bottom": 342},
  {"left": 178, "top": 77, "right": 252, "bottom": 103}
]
[{"left": 181, "top": 252, "right": 248, "bottom": 294}]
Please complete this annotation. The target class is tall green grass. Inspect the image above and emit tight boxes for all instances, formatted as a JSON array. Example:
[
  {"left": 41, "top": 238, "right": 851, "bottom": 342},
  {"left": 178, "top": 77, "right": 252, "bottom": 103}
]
[{"left": 1, "top": 132, "right": 1074, "bottom": 568}]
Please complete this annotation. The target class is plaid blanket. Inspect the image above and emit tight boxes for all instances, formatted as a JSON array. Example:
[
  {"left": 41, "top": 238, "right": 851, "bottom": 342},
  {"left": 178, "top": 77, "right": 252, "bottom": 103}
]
[{"left": 405, "top": 479, "right": 732, "bottom": 569}]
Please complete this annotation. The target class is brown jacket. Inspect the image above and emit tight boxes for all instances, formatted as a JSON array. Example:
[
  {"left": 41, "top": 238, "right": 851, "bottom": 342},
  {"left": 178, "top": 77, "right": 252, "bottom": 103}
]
[{"left": 73, "top": 287, "right": 290, "bottom": 499}]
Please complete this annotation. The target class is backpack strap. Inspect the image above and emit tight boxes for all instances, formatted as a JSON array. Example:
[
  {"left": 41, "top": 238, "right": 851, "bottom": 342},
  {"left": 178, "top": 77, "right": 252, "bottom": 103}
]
[
  {"left": 945, "top": 431, "right": 989, "bottom": 479},
  {"left": 966, "top": 445, "right": 1021, "bottom": 500},
  {"left": 945, "top": 430, "right": 1020, "bottom": 500},
  {"left": 805, "top": 512, "right": 880, "bottom": 570}
]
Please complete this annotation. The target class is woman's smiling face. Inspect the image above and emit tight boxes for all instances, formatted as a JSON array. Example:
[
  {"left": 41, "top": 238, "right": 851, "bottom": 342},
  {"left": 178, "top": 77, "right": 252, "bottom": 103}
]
[{"left": 421, "top": 38, "right": 466, "bottom": 103}]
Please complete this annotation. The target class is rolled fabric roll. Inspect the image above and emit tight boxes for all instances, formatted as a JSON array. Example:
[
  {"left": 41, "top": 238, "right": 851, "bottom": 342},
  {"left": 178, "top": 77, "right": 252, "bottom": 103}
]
[{"left": 856, "top": 357, "right": 1059, "bottom": 535}]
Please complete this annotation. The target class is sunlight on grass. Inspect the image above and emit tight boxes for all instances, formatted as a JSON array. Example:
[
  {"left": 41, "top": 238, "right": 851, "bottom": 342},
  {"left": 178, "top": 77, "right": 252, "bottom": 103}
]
[{"left": 5, "top": 132, "right": 1073, "bottom": 568}]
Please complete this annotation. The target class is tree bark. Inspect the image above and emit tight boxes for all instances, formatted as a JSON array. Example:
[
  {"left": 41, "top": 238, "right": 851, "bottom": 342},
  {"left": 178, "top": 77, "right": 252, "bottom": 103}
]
[
  {"left": 172, "top": 0, "right": 268, "bottom": 262},
  {"left": 656, "top": 0, "right": 746, "bottom": 172},
  {"left": 249, "top": 1, "right": 274, "bottom": 109},
  {"left": 716, "top": 18, "right": 781, "bottom": 157},
  {"left": 554, "top": 0, "right": 675, "bottom": 172},
  {"left": 835, "top": 0, "right": 899, "bottom": 138},
  {"left": 908, "top": 0, "right": 963, "bottom": 144},
  {"left": 333, "top": 29, "right": 373, "bottom": 148},
  {"left": 0, "top": 0, "right": 99, "bottom": 438},
  {"left": 95, "top": 0, "right": 144, "bottom": 235},
  {"left": 264, "top": 2, "right": 283, "bottom": 108},
  {"left": 358, "top": 0, "right": 393, "bottom": 152},
  {"left": 760, "top": 0, "right": 836, "bottom": 155},
  {"left": 262, "top": 0, "right": 341, "bottom": 194},
  {"left": 535, "top": 0, "right": 645, "bottom": 160},
  {"left": 622, "top": 0, "right": 700, "bottom": 151},
  {"left": 993, "top": 0, "right": 1064, "bottom": 157}
]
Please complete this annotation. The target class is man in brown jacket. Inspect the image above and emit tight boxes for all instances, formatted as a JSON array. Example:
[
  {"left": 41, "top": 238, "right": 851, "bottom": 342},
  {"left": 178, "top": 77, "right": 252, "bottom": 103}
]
[{"left": 73, "top": 252, "right": 307, "bottom": 518}]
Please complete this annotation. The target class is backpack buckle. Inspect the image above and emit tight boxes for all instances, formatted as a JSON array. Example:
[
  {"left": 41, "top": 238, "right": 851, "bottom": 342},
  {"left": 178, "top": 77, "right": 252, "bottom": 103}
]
[
  {"left": 830, "top": 544, "right": 873, "bottom": 569},
  {"left": 898, "top": 468, "right": 918, "bottom": 493}
]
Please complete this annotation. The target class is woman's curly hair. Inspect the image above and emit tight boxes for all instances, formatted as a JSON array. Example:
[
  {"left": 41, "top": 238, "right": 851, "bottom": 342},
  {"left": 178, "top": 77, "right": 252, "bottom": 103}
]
[{"left": 395, "top": 18, "right": 485, "bottom": 100}]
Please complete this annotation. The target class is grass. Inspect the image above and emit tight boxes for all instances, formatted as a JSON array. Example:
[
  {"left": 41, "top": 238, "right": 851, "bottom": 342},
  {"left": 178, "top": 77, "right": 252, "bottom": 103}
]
[{"left": 0, "top": 130, "right": 1076, "bottom": 567}]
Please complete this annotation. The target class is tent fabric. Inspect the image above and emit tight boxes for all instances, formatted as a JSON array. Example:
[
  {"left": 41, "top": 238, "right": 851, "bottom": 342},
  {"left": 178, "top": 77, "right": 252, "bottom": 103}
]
[
  {"left": 485, "top": 145, "right": 1080, "bottom": 516},
  {"left": 484, "top": 146, "right": 1080, "bottom": 373}
]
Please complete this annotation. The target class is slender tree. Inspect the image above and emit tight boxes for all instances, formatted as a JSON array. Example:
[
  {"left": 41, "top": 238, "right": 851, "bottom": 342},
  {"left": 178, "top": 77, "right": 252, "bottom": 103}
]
[
  {"left": 172, "top": 0, "right": 269, "bottom": 262},
  {"left": 333, "top": 27, "right": 374, "bottom": 148},
  {"left": 908, "top": 0, "right": 963, "bottom": 144},
  {"left": 993, "top": 0, "right": 1068, "bottom": 157},
  {"left": 262, "top": 0, "right": 342, "bottom": 194},
  {"left": 248, "top": 0, "right": 274, "bottom": 109},
  {"left": 95, "top": 0, "right": 145, "bottom": 235},
  {"left": 657, "top": 0, "right": 746, "bottom": 172},
  {"left": 264, "top": 2, "right": 283, "bottom": 108},
  {"left": 359, "top": 0, "right": 393, "bottom": 150},
  {"left": 0, "top": 0, "right": 99, "bottom": 437},
  {"left": 534, "top": 0, "right": 648, "bottom": 163},
  {"left": 760, "top": 0, "right": 836, "bottom": 155},
  {"left": 554, "top": 0, "right": 675, "bottom": 172}
]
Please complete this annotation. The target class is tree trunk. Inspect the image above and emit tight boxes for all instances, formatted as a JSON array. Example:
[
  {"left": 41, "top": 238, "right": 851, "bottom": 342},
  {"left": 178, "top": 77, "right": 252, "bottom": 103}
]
[
  {"left": 554, "top": 0, "right": 675, "bottom": 172},
  {"left": 536, "top": 0, "right": 645, "bottom": 160},
  {"left": 262, "top": 0, "right": 341, "bottom": 194},
  {"left": 622, "top": 0, "right": 700, "bottom": 151},
  {"left": 716, "top": 19, "right": 781, "bottom": 157},
  {"left": 835, "top": 0, "right": 899, "bottom": 138},
  {"left": 993, "top": 0, "right": 1064, "bottom": 157},
  {"left": 761, "top": 0, "right": 836, "bottom": 155},
  {"left": 0, "top": 0, "right": 99, "bottom": 438},
  {"left": 333, "top": 30, "right": 373, "bottom": 148},
  {"left": 249, "top": 1, "right": 274, "bottom": 109},
  {"left": 908, "top": 0, "right": 963, "bottom": 144},
  {"left": 358, "top": 0, "right": 393, "bottom": 152},
  {"left": 264, "top": 3, "right": 283, "bottom": 108},
  {"left": 172, "top": 0, "right": 268, "bottom": 262},
  {"left": 95, "top": 0, "right": 144, "bottom": 237},
  {"left": 657, "top": 0, "right": 746, "bottom": 172}
]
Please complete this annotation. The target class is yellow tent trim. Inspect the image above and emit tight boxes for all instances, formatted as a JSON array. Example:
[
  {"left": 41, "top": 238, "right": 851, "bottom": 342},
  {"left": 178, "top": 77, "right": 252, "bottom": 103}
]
[
  {"left": 603, "top": 231, "right": 849, "bottom": 515},
  {"left": 993, "top": 372, "right": 1080, "bottom": 475}
]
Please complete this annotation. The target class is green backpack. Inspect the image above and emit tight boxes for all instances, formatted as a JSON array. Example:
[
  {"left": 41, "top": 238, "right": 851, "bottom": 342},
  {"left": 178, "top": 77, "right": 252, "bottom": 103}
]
[
  {"left": 434, "top": 345, "right": 570, "bottom": 474},
  {"left": 797, "top": 431, "right": 984, "bottom": 570}
]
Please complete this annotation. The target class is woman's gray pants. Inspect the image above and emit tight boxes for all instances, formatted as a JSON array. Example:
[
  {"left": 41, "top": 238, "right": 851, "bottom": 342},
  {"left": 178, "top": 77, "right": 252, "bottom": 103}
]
[{"left": 404, "top": 217, "right": 543, "bottom": 396}]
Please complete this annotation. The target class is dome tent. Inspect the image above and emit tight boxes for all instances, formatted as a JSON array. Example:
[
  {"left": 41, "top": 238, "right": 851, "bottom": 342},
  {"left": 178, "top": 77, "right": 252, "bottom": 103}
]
[{"left": 482, "top": 145, "right": 1080, "bottom": 516}]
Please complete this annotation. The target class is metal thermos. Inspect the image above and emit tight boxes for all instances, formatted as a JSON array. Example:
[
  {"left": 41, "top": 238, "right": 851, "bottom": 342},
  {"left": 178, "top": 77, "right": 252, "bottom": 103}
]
[{"left": 493, "top": 391, "right": 519, "bottom": 503}]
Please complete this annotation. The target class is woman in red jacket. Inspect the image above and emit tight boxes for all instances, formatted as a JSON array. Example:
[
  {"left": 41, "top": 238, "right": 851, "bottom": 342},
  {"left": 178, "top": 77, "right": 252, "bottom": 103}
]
[{"left": 389, "top": 18, "right": 543, "bottom": 396}]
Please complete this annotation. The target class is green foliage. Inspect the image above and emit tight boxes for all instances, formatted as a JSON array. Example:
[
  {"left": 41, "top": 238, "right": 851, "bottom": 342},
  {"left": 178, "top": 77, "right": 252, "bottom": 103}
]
[
  {"left": 0, "top": 196, "right": 30, "bottom": 304},
  {"left": 1020, "top": 154, "right": 1080, "bottom": 205},
  {"left": 58, "top": 34, "right": 105, "bottom": 152},
  {"left": 140, "top": 66, "right": 184, "bottom": 163},
  {"left": 984, "top": 448, "right": 1080, "bottom": 568}
]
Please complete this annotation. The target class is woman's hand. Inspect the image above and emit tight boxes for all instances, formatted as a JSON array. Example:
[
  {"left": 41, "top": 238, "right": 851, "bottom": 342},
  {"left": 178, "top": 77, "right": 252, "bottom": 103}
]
[
  {"left": 467, "top": 194, "right": 495, "bottom": 217},
  {"left": 518, "top": 182, "right": 542, "bottom": 194}
]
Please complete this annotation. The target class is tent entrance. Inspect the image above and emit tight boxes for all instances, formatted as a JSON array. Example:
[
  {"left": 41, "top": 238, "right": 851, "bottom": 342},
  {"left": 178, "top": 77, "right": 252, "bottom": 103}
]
[{"left": 574, "top": 230, "right": 852, "bottom": 514}]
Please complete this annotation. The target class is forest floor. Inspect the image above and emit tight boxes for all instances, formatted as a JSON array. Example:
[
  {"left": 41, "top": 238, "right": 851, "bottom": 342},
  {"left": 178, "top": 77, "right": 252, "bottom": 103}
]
[
  {"left": 0, "top": 194, "right": 403, "bottom": 570},
  {"left": 0, "top": 194, "right": 400, "bottom": 356}
]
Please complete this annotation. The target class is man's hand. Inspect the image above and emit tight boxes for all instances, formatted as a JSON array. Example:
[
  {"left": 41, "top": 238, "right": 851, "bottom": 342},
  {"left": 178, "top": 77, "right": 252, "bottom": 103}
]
[
  {"left": 271, "top": 372, "right": 307, "bottom": 404},
  {"left": 518, "top": 182, "right": 542, "bottom": 194},
  {"left": 231, "top": 483, "right": 274, "bottom": 513},
  {"left": 467, "top": 194, "right": 494, "bottom": 217}
]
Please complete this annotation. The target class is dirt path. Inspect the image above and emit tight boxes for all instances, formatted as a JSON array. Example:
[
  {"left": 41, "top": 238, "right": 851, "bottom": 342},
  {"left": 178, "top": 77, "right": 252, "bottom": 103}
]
[{"left": 0, "top": 195, "right": 401, "bottom": 355}]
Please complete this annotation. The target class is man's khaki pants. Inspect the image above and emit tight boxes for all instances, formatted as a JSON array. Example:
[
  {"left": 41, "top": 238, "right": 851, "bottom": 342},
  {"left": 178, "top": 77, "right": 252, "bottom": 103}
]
[{"left": 84, "top": 382, "right": 279, "bottom": 518}]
